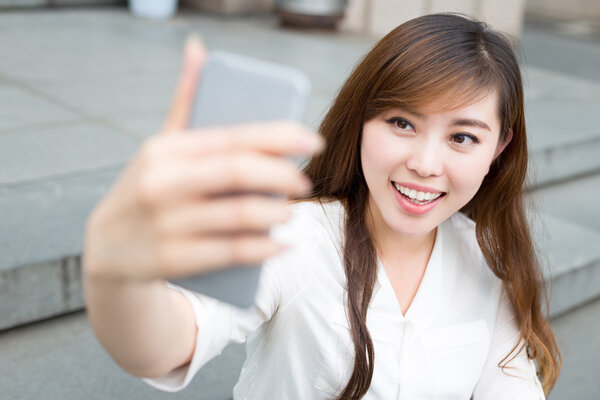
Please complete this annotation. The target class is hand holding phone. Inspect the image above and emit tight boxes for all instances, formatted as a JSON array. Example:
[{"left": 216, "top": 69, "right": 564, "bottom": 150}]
[
  {"left": 171, "top": 51, "right": 311, "bottom": 307},
  {"left": 83, "top": 39, "right": 322, "bottom": 374},
  {"left": 84, "top": 38, "right": 321, "bottom": 306}
]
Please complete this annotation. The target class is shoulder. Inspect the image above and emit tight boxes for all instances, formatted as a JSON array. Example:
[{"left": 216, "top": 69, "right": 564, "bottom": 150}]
[
  {"left": 434, "top": 214, "right": 505, "bottom": 345},
  {"left": 271, "top": 199, "right": 345, "bottom": 248},
  {"left": 290, "top": 199, "right": 345, "bottom": 229},
  {"left": 441, "top": 212, "right": 502, "bottom": 301},
  {"left": 265, "top": 198, "right": 346, "bottom": 291},
  {"left": 446, "top": 212, "right": 477, "bottom": 243},
  {"left": 443, "top": 212, "right": 486, "bottom": 270}
]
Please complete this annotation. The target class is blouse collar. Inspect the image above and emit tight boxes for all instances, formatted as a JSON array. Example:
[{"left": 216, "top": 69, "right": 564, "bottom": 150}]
[{"left": 371, "top": 219, "right": 447, "bottom": 340}]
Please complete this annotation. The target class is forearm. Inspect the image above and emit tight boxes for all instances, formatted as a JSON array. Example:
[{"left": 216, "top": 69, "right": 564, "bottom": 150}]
[{"left": 84, "top": 276, "right": 197, "bottom": 378}]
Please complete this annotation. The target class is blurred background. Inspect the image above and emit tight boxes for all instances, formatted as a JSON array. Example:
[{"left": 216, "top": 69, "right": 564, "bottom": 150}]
[{"left": 0, "top": 0, "right": 599, "bottom": 398}]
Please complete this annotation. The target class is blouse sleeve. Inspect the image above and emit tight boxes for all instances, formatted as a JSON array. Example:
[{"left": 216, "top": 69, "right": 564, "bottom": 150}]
[
  {"left": 142, "top": 260, "right": 282, "bottom": 392},
  {"left": 472, "top": 289, "right": 546, "bottom": 400}
]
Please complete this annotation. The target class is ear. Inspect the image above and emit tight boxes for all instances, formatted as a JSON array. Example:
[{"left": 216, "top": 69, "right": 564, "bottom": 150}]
[{"left": 494, "top": 128, "right": 513, "bottom": 160}]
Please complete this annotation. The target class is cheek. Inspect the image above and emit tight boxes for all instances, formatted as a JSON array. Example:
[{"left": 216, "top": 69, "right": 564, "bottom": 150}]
[
  {"left": 448, "top": 154, "right": 494, "bottom": 194},
  {"left": 361, "top": 131, "right": 397, "bottom": 182},
  {"left": 361, "top": 146, "right": 382, "bottom": 194}
]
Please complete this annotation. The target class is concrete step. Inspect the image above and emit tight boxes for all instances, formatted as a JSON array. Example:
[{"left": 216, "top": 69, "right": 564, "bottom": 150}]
[
  {"left": 0, "top": 167, "right": 122, "bottom": 330},
  {"left": 533, "top": 171, "right": 600, "bottom": 232},
  {"left": 532, "top": 212, "right": 600, "bottom": 317},
  {"left": 525, "top": 67, "right": 600, "bottom": 187},
  {"left": 0, "top": 310, "right": 243, "bottom": 400},
  {"left": 1, "top": 293, "right": 598, "bottom": 398},
  {"left": 532, "top": 172, "right": 600, "bottom": 316},
  {"left": 1, "top": 172, "right": 597, "bottom": 330}
]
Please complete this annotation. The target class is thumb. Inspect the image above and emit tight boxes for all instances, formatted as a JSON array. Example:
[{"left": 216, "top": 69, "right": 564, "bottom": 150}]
[{"left": 161, "top": 35, "right": 206, "bottom": 134}]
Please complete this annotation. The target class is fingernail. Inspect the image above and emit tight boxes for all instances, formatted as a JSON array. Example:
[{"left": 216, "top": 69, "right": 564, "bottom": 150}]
[
  {"left": 183, "top": 33, "right": 205, "bottom": 75},
  {"left": 185, "top": 33, "right": 203, "bottom": 49}
]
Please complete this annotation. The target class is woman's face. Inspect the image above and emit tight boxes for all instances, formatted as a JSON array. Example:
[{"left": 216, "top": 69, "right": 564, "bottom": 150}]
[{"left": 360, "top": 91, "right": 510, "bottom": 239}]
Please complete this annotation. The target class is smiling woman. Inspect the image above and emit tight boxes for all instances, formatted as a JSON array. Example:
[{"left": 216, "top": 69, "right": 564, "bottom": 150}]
[
  {"left": 303, "top": 13, "right": 560, "bottom": 399},
  {"left": 84, "top": 12, "right": 561, "bottom": 400},
  {"left": 361, "top": 93, "right": 507, "bottom": 237}
]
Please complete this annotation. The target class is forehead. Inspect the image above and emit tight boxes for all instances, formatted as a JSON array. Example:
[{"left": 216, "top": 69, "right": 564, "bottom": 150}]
[{"left": 413, "top": 86, "right": 498, "bottom": 115}]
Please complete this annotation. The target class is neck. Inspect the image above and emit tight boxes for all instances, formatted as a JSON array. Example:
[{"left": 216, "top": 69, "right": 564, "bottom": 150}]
[{"left": 365, "top": 198, "right": 437, "bottom": 268}]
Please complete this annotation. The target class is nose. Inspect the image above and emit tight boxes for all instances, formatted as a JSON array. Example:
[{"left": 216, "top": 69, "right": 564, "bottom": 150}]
[{"left": 405, "top": 137, "right": 444, "bottom": 177}]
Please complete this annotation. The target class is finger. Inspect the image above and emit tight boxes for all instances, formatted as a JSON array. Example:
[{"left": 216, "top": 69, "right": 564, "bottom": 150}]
[
  {"left": 162, "top": 35, "right": 206, "bottom": 134},
  {"left": 157, "top": 234, "right": 287, "bottom": 278},
  {"left": 138, "top": 153, "right": 313, "bottom": 207},
  {"left": 151, "top": 121, "right": 325, "bottom": 158},
  {"left": 155, "top": 196, "right": 292, "bottom": 236}
]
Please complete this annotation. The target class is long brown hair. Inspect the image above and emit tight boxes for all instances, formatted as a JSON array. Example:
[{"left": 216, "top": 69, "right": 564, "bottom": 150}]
[{"left": 302, "top": 13, "right": 561, "bottom": 399}]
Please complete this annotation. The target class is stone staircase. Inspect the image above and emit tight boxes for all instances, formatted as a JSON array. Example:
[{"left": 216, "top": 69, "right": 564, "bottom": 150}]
[
  {"left": 524, "top": 68, "right": 600, "bottom": 317},
  {"left": 1, "top": 7, "right": 599, "bottom": 333}
]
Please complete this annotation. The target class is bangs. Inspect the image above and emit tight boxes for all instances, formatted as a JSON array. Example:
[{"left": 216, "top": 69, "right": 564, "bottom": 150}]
[
  {"left": 366, "top": 75, "right": 497, "bottom": 119},
  {"left": 362, "top": 15, "right": 504, "bottom": 120}
]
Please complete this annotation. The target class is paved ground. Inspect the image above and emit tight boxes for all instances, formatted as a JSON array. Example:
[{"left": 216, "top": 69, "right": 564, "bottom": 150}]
[
  {"left": 522, "top": 16, "right": 600, "bottom": 83},
  {"left": 0, "top": 296, "right": 598, "bottom": 399},
  {"left": 0, "top": 5, "right": 599, "bottom": 400},
  {"left": 0, "top": 309, "right": 245, "bottom": 400}
]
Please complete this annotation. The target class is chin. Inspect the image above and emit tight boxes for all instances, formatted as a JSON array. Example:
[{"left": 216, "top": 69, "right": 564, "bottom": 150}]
[{"left": 388, "top": 218, "right": 437, "bottom": 238}]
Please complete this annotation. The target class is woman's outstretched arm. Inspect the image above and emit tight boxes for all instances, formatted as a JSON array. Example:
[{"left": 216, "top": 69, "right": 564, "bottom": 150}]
[{"left": 83, "top": 37, "right": 323, "bottom": 379}]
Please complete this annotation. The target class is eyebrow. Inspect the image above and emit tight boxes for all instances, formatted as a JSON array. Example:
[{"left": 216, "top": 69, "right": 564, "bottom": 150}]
[
  {"left": 450, "top": 119, "right": 491, "bottom": 131},
  {"left": 389, "top": 109, "right": 492, "bottom": 132}
]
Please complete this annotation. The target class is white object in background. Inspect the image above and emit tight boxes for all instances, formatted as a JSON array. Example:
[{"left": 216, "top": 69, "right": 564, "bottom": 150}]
[
  {"left": 129, "top": 0, "right": 178, "bottom": 19},
  {"left": 340, "top": 0, "right": 526, "bottom": 38}
]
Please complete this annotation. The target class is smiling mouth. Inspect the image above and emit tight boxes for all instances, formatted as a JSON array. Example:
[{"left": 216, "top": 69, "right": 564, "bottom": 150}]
[{"left": 392, "top": 182, "right": 447, "bottom": 205}]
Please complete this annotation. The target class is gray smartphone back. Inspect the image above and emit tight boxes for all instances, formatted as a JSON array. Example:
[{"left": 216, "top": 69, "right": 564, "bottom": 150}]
[{"left": 171, "top": 51, "right": 310, "bottom": 308}]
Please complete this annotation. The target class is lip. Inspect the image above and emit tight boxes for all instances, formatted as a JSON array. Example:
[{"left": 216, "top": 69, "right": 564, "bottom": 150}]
[
  {"left": 391, "top": 181, "right": 445, "bottom": 216},
  {"left": 393, "top": 181, "right": 445, "bottom": 194}
]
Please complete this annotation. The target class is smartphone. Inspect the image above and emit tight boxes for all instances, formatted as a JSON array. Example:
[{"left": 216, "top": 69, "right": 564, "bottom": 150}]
[{"left": 171, "top": 51, "right": 310, "bottom": 308}]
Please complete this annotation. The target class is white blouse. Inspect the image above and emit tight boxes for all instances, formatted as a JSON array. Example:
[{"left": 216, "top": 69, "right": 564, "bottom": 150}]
[{"left": 144, "top": 200, "right": 545, "bottom": 399}]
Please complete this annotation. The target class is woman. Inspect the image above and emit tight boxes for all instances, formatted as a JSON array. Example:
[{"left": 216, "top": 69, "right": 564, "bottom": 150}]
[{"left": 84, "top": 13, "right": 561, "bottom": 399}]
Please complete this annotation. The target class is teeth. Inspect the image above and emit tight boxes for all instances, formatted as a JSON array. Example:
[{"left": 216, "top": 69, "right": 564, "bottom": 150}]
[{"left": 393, "top": 182, "right": 444, "bottom": 204}]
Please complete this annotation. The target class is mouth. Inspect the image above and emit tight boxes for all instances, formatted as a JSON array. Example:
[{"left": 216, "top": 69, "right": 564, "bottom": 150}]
[{"left": 392, "top": 181, "right": 447, "bottom": 206}]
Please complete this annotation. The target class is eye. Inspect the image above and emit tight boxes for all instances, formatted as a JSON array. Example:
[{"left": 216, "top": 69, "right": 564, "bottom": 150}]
[
  {"left": 451, "top": 133, "right": 479, "bottom": 145},
  {"left": 385, "top": 117, "right": 414, "bottom": 131}
]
